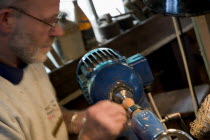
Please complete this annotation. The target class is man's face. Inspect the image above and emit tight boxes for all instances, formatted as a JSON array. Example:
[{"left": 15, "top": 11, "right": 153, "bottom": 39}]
[
  {"left": 9, "top": 23, "right": 53, "bottom": 64},
  {"left": 8, "top": 0, "right": 61, "bottom": 64}
]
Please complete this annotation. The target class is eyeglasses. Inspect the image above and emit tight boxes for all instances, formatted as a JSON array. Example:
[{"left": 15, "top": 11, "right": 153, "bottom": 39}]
[{"left": 8, "top": 6, "right": 61, "bottom": 29}]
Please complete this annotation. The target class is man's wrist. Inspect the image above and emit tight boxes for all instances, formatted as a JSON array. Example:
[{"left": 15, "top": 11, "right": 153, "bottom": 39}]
[
  {"left": 68, "top": 111, "right": 86, "bottom": 134},
  {"left": 69, "top": 113, "right": 78, "bottom": 134},
  {"left": 78, "top": 127, "right": 93, "bottom": 140},
  {"left": 61, "top": 108, "right": 86, "bottom": 134}
]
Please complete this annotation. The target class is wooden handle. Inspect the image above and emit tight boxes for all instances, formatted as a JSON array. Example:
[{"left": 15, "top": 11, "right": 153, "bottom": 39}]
[{"left": 122, "top": 98, "right": 135, "bottom": 110}]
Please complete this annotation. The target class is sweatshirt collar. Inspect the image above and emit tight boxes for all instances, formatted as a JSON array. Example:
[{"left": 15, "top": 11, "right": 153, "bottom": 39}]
[{"left": 0, "top": 62, "right": 27, "bottom": 85}]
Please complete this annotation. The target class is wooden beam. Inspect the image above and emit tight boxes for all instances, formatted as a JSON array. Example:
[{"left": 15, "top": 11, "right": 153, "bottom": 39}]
[{"left": 192, "top": 15, "right": 210, "bottom": 80}]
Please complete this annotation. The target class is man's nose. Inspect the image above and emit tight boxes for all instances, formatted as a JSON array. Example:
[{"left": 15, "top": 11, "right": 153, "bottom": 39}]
[{"left": 49, "top": 24, "right": 64, "bottom": 37}]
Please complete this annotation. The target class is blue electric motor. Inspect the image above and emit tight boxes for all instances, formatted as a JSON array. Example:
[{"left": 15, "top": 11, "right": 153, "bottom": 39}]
[
  {"left": 76, "top": 48, "right": 153, "bottom": 108},
  {"left": 76, "top": 48, "right": 164, "bottom": 139},
  {"left": 76, "top": 48, "right": 193, "bottom": 140}
]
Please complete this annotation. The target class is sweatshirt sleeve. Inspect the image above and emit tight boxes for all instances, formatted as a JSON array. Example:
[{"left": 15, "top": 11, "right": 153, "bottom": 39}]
[
  {"left": 0, "top": 121, "right": 25, "bottom": 140},
  {"left": 0, "top": 101, "right": 26, "bottom": 140}
]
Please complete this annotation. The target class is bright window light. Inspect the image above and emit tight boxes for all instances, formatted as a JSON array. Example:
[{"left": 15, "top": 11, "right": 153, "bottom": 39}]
[
  {"left": 91, "top": 0, "right": 125, "bottom": 17},
  {"left": 60, "top": 0, "right": 125, "bottom": 20}
]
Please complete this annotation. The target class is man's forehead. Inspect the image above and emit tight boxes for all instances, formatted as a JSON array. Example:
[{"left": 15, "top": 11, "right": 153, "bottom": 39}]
[{"left": 14, "top": 0, "right": 60, "bottom": 9}]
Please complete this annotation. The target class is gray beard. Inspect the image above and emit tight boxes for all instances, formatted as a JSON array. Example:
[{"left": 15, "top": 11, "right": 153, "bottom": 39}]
[{"left": 8, "top": 29, "right": 50, "bottom": 64}]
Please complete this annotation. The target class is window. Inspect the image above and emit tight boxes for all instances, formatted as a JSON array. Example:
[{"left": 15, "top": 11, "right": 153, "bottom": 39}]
[
  {"left": 60, "top": 0, "right": 125, "bottom": 21},
  {"left": 90, "top": 0, "right": 125, "bottom": 17}
]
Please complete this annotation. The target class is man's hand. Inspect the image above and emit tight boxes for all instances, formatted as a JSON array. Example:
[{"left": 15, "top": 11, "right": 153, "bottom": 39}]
[{"left": 78, "top": 100, "right": 127, "bottom": 140}]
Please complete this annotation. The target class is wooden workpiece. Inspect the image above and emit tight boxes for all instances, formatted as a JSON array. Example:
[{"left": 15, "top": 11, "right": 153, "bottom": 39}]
[
  {"left": 122, "top": 98, "right": 142, "bottom": 118},
  {"left": 122, "top": 98, "right": 135, "bottom": 110}
]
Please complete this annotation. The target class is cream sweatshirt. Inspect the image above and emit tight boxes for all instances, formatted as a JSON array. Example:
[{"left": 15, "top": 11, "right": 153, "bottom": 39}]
[{"left": 0, "top": 63, "right": 68, "bottom": 140}]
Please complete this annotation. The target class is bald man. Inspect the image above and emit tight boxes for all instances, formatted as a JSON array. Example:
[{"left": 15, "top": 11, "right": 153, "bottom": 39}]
[{"left": 0, "top": 0, "right": 127, "bottom": 139}]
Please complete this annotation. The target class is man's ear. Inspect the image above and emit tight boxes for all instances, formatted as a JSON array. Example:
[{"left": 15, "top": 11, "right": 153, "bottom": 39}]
[{"left": 0, "top": 9, "right": 15, "bottom": 34}]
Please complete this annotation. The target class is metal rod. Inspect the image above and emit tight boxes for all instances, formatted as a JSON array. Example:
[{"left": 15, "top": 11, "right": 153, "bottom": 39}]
[
  {"left": 172, "top": 17, "right": 198, "bottom": 116},
  {"left": 176, "top": 17, "right": 199, "bottom": 109},
  {"left": 148, "top": 92, "right": 173, "bottom": 140},
  {"left": 148, "top": 92, "right": 168, "bottom": 130},
  {"left": 116, "top": 8, "right": 122, "bottom": 15},
  {"left": 87, "top": 0, "right": 99, "bottom": 22}
]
